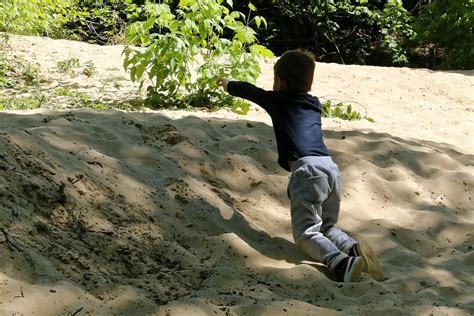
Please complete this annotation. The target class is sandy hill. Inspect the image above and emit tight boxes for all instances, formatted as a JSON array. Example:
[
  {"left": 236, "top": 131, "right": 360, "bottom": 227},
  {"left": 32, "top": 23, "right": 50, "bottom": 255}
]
[{"left": 0, "top": 35, "right": 473, "bottom": 315}]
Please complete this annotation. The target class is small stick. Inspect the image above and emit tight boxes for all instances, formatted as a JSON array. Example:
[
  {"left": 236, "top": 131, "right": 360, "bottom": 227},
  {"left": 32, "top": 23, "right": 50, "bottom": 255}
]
[
  {"left": 13, "top": 287, "right": 24, "bottom": 298},
  {"left": 72, "top": 307, "right": 84, "bottom": 316}
]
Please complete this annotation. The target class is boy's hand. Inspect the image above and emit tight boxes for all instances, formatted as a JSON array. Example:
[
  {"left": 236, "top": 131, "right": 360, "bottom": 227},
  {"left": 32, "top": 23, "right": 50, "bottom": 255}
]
[{"left": 218, "top": 78, "right": 229, "bottom": 92}]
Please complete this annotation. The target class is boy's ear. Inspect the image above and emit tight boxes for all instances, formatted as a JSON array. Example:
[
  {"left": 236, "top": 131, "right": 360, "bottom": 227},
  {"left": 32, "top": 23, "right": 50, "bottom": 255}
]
[
  {"left": 307, "top": 76, "right": 314, "bottom": 91},
  {"left": 274, "top": 75, "right": 289, "bottom": 91},
  {"left": 273, "top": 76, "right": 281, "bottom": 91}
]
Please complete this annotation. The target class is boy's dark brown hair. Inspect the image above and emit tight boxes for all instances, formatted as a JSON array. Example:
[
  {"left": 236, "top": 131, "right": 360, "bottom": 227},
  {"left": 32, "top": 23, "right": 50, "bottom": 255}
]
[{"left": 274, "top": 50, "right": 316, "bottom": 92}]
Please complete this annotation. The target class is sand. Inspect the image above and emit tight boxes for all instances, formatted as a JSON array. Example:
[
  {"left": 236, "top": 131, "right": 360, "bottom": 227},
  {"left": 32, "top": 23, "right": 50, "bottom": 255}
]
[{"left": 0, "top": 35, "right": 473, "bottom": 315}]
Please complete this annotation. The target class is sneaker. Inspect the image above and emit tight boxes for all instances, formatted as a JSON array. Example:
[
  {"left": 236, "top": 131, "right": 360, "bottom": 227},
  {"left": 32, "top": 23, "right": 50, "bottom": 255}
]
[
  {"left": 350, "top": 240, "right": 384, "bottom": 281},
  {"left": 334, "top": 256, "right": 364, "bottom": 282}
]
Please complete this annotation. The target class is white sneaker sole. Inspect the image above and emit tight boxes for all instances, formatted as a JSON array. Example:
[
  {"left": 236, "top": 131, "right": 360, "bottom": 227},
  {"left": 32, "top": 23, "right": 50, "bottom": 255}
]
[
  {"left": 344, "top": 257, "right": 364, "bottom": 282},
  {"left": 358, "top": 239, "right": 384, "bottom": 281}
]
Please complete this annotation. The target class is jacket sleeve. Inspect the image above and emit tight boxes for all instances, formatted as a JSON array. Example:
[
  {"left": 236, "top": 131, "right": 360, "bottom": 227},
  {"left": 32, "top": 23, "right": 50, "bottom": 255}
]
[{"left": 227, "top": 81, "right": 274, "bottom": 112}]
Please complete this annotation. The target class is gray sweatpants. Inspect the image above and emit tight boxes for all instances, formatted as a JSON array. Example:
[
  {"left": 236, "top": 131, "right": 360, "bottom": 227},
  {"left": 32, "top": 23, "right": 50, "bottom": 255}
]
[{"left": 288, "top": 156, "right": 356, "bottom": 269}]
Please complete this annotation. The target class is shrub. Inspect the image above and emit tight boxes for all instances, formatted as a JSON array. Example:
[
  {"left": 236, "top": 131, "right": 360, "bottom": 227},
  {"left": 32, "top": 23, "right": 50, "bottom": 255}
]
[
  {"left": 234, "top": 0, "right": 414, "bottom": 66},
  {"left": 0, "top": 0, "right": 72, "bottom": 37},
  {"left": 412, "top": 0, "right": 473, "bottom": 69},
  {"left": 123, "top": 0, "right": 273, "bottom": 114},
  {"left": 372, "top": 0, "right": 415, "bottom": 64},
  {"left": 0, "top": 0, "right": 140, "bottom": 43},
  {"left": 62, "top": 0, "right": 141, "bottom": 44}
]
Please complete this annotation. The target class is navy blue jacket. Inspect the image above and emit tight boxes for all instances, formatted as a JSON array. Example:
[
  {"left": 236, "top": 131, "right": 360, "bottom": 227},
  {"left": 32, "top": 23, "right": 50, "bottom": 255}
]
[{"left": 227, "top": 81, "right": 330, "bottom": 171}]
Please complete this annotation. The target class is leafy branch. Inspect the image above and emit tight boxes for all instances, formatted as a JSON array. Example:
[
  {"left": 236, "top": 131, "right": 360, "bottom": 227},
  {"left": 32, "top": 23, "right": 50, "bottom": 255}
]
[{"left": 123, "top": 0, "right": 273, "bottom": 114}]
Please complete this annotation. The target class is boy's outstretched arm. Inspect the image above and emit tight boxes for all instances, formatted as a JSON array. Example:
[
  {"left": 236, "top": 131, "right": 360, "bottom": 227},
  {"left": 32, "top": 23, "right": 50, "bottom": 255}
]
[{"left": 217, "top": 78, "right": 274, "bottom": 111}]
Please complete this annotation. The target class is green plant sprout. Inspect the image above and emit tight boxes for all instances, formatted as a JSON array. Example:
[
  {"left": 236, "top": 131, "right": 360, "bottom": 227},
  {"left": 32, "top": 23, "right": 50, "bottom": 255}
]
[
  {"left": 54, "top": 87, "right": 74, "bottom": 96},
  {"left": 21, "top": 64, "right": 40, "bottom": 84},
  {"left": 82, "top": 60, "right": 96, "bottom": 77},
  {"left": 57, "top": 57, "right": 80, "bottom": 73},
  {"left": 322, "top": 99, "right": 375, "bottom": 122},
  {"left": 34, "top": 221, "right": 51, "bottom": 235}
]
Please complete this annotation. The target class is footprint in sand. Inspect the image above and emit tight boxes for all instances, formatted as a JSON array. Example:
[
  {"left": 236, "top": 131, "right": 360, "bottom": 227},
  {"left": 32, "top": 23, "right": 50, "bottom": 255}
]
[
  {"left": 141, "top": 124, "right": 187, "bottom": 145},
  {"left": 89, "top": 126, "right": 118, "bottom": 141}
]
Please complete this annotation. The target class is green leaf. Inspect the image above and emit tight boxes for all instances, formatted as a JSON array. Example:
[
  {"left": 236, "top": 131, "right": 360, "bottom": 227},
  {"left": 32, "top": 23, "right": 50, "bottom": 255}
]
[
  {"left": 234, "top": 26, "right": 257, "bottom": 44},
  {"left": 250, "top": 44, "right": 274, "bottom": 58},
  {"left": 366, "top": 117, "right": 375, "bottom": 123},
  {"left": 254, "top": 16, "right": 261, "bottom": 28},
  {"left": 232, "top": 99, "right": 250, "bottom": 114},
  {"left": 130, "top": 67, "right": 137, "bottom": 82}
]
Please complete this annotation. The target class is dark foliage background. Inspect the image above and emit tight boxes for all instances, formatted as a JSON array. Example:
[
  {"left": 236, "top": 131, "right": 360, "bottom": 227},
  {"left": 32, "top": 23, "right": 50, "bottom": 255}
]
[{"left": 0, "top": 0, "right": 472, "bottom": 69}]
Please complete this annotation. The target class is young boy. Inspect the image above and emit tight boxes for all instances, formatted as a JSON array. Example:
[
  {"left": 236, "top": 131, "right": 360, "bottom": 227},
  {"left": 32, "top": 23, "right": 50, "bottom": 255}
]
[{"left": 218, "top": 50, "right": 382, "bottom": 282}]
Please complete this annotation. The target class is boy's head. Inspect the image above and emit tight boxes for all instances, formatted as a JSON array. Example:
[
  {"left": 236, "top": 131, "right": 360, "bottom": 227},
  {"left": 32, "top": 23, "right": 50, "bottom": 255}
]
[{"left": 273, "top": 50, "right": 315, "bottom": 92}]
